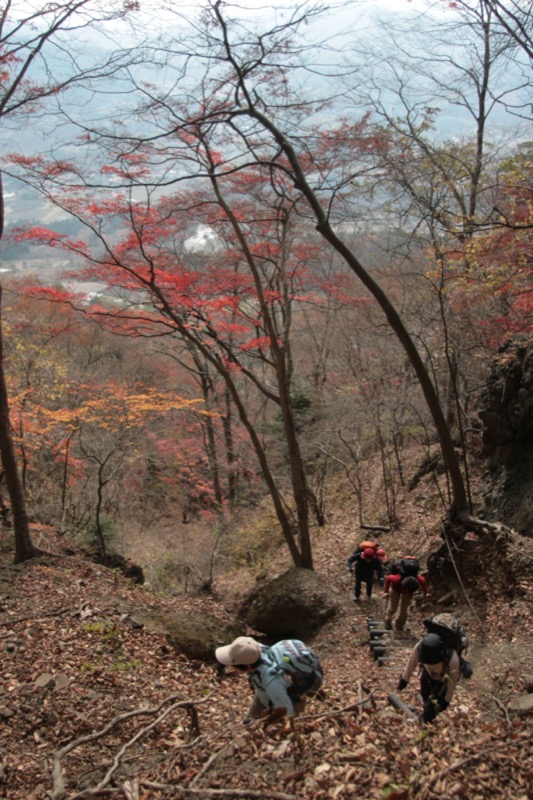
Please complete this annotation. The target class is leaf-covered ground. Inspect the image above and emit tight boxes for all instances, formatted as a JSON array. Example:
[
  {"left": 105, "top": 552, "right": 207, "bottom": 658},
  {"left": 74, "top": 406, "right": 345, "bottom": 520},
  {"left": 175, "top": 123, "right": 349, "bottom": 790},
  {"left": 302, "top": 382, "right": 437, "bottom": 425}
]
[{"left": 0, "top": 514, "right": 531, "bottom": 800}]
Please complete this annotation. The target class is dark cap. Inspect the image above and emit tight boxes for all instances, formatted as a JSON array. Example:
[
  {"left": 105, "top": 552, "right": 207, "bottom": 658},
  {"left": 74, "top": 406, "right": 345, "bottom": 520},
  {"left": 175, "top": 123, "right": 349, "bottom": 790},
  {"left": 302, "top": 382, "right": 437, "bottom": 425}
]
[{"left": 418, "top": 633, "right": 447, "bottom": 664}]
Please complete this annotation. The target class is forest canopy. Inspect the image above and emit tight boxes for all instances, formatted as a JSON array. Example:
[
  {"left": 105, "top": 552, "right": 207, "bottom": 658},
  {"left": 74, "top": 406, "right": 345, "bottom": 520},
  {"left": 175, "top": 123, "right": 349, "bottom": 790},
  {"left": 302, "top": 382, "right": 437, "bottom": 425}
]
[{"left": 0, "top": 0, "right": 531, "bottom": 568}]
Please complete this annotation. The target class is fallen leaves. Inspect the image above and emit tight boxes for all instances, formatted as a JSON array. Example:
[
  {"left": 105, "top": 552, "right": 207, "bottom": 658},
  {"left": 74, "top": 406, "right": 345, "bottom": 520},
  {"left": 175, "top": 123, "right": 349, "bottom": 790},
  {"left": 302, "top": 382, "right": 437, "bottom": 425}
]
[{"left": 0, "top": 526, "right": 530, "bottom": 800}]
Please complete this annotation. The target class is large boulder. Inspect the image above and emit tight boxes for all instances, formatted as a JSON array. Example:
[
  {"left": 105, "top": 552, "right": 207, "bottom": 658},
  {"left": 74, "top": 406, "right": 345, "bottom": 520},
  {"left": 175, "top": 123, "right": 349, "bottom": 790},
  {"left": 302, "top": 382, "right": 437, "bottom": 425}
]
[
  {"left": 238, "top": 567, "right": 338, "bottom": 639},
  {"left": 133, "top": 608, "right": 243, "bottom": 662}
]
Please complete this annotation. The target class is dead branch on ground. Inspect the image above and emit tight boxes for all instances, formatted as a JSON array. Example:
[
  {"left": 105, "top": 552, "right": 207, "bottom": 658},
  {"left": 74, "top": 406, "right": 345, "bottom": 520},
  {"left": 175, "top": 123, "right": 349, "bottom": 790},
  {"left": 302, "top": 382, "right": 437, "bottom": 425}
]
[
  {"left": 51, "top": 692, "right": 214, "bottom": 800},
  {"left": 141, "top": 783, "right": 297, "bottom": 799}
]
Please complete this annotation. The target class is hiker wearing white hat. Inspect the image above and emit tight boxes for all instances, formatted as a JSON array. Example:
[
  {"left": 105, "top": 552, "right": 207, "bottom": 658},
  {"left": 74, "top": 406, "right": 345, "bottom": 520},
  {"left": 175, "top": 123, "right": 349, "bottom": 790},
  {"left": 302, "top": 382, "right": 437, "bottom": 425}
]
[{"left": 215, "top": 636, "right": 323, "bottom": 724}]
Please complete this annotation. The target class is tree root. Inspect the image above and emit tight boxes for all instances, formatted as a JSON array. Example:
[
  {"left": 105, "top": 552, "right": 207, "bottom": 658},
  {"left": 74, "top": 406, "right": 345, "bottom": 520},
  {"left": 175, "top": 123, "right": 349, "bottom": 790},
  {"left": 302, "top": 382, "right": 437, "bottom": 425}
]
[
  {"left": 50, "top": 692, "right": 214, "bottom": 800},
  {"left": 456, "top": 509, "right": 513, "bottom": 540}
]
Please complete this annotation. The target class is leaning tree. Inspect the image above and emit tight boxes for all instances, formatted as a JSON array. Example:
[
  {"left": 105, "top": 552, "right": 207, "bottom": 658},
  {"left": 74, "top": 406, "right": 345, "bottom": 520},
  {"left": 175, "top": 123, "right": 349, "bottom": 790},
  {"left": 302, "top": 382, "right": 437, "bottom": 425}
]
[
  {"left": 10, "top": 0, "right": 524, "bottom": 567},
  {"left": 120, "top": 0, "right": 511, "bottom": 540}
]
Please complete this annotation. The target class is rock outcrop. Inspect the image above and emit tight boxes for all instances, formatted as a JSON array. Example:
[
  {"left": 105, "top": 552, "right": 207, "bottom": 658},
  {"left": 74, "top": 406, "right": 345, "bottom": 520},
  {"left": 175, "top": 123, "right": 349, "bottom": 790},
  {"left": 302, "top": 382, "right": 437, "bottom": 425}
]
[
  {"left": 477, "top": 336, "right": 533, "bottom": 536},
  {"left": 132, "top": 608, "right": 243, "bottom": 662}
]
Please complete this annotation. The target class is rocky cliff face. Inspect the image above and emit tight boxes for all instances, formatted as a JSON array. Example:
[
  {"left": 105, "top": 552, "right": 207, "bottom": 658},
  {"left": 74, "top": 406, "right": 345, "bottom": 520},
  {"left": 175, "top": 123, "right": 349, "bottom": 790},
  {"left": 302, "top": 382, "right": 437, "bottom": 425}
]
[{"left": 477, "top": 337, "right": 533, "bottom": 536}]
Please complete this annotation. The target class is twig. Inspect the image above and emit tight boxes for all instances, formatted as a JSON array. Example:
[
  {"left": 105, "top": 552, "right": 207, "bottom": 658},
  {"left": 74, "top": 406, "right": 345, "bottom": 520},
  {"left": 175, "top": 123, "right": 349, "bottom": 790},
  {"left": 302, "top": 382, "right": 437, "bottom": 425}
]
[
  {"left": 359, "top": 525, "right": 391, "bottom": 533},
  {"left": 183, "top": 699, "right": 375, "bottom": 791},
  {"left": 165, "top": 716, "right": 249, "bottom": 779},
  {"left": 0, "top": 599, "right": 102, "bottom": 627},
  {"left": 357, "top": 680, "right": 363, "bottom": 718},
  {"left": 0, "top": 606, "right": 72, "bottom": 626},
  {"left": 491, "top": 694, "right": 512, "bottom": 726},
  {"left": 416, "top": 740, "right": 520, "bottom": 799},
  {"left": 122, "top": 779, "right": 139, "bottom": 800},
  {"left": 72, "top": 699, "right": 201, "bottom": 798},
  {"left": 302, "top": 696, "right": 376, "bottom": 721},
  {"left": 190, "top": 741, "right": 237, "bottom": 786},
  {"left": 189, "top": 713, "right": 275, "bottom": 786},
  {"left": 50, "top": 692, "right": 213, "bottom": 800},
  {"left": 141, "top": 782, "right": 296, "bottom": 799},
  {"left": 388, "top": 692, "right": 417, "bottom": 719}
]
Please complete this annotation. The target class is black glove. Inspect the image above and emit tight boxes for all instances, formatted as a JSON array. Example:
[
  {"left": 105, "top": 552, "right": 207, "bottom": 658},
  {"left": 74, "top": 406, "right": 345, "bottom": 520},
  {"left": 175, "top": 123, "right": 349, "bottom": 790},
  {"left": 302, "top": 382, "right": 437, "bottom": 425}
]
[
  {"left": 460, "top": 658, "right": 473, "bottom": 679},
  {"left": 287, "top": 685, "right": 302, "bottom": 702},
  {"left": 397, "top": 678, "right": 408, "bottom": 691},
  {"left": 422, "top": 699, "right": 438, "bottom": 723}
]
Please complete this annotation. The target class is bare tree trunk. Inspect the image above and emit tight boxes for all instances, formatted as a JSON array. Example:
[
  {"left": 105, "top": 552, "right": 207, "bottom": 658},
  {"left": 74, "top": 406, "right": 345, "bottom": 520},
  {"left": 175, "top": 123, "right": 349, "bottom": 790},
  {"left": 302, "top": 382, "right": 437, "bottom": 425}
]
[
  {"left": 94, "top": 458, "right": 108, "bottom": 563},
  {"left": 195, "top": 354, "right": 224, "bottom": 509},
  {"left": 0, "top": 174, "right": 37, "bottom": 562},
  {"left": 244, "top": 106, "right": 506, "bottom": 536},
  {"left": 207, "top": 170, "right": 313, "bottom": 567},
  {"left": 222, "top": 385, "right": 237, "bottom": 508}
]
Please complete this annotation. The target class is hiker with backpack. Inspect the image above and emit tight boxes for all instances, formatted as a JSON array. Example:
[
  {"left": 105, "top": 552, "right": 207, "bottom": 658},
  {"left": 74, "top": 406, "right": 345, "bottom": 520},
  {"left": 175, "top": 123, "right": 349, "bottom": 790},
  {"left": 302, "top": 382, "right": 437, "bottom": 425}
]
[
  {"left": 396, "top": 614, "right": 472, "bottom": 724},
  {"left": 215, "top": 635, "right": 324, "bottom": 726},
  {"left": 384, "top": 557, "right": 429, "bottom": 631},
  {"left": 350, "top": 539, "right": 382, "bottom": 558},
  {"left": 397, "top": 632, "right": 460, "bottom": 723},
  {"left": 347, "top": 546, "right": 385, "bottom": 602}
]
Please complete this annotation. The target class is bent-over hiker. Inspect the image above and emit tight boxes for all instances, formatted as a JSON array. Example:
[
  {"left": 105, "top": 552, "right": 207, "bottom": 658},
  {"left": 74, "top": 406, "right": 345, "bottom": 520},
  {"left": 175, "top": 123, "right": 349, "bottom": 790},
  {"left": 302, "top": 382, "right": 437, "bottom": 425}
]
[
  {"left": 397, "top": 632, "right": 460, "bottom": 724},
  {"left": 347, "top": 547, "right": 384, "bottom": 601},
  {"left": 384, "top": 572, "right": 429, "bottom": 631},
  {"left": 215, "top": 636, "right": 323, "bottom": 725}
]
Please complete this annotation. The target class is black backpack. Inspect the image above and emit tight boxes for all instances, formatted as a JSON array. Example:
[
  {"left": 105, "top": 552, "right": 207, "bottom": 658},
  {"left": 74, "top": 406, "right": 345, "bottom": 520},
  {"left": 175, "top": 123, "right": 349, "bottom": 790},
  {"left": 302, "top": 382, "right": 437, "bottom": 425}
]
[
  {"left": 389, "top": 556, "right": 420, "bottom": 577},
  {"left": 423, "top": 613, "right": 473, "bottom": 679},
  {"left": 399, "top": 556, "right": 420, "bottom": 577}
]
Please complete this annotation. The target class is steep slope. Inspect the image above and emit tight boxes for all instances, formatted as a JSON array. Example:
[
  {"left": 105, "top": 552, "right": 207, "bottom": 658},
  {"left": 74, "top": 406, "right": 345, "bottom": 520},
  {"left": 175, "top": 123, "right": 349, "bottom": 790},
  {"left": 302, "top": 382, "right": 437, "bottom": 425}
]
[{"left": 0, "top": 515, "right": 531, "bottom": 800}]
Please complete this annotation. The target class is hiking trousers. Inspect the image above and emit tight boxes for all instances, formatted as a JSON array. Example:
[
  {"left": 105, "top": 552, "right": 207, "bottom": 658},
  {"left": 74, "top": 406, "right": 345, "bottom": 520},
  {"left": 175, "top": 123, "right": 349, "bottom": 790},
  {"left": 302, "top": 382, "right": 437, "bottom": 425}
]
[
  {"left": 419, "top": 668, "right": 449, "bottom": 723},
  {"left": 385, "top": 589, "right": 412, "bottom": 630},
  {"left": 355, "top": 573, "right": 373, "bottom": 599}
]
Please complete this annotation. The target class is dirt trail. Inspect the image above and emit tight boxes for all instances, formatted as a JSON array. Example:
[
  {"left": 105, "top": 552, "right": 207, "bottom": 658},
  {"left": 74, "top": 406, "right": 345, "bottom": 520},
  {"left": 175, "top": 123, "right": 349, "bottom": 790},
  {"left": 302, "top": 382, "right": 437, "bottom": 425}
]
[{"left": 0, "top": 526, "right": 531, "bottom": 799}]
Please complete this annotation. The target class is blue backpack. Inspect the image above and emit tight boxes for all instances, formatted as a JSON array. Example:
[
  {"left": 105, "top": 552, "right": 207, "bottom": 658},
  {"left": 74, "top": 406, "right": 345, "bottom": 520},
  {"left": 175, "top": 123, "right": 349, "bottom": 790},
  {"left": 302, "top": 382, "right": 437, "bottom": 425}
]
[{"left": 269, "top": 639, "right": 324, "bottom": 696}]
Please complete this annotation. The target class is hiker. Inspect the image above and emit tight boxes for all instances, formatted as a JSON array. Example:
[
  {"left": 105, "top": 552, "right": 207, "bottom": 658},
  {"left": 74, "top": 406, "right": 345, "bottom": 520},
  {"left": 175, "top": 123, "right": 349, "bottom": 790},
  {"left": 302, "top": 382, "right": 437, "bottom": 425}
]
[
  {"left": 396, "top": 632, "right": 460, "bottom": 724},
  {"left": 424, "top": 613, "right": 473, "bottom": 680},
  {"left": 215, "top": 636, "right": 323, "bottom": 725},
  {"left": 384, "top": 571, "right": 429, "bottom": 631},
  {"left": 387, "top": 554, "right": 420, "bottom": 578},
  {"left": 358, "top": 539, "right": 380, "bottom": 553},
  {"left": 347, "top": 546, "right": 385, "bottom": 602}
]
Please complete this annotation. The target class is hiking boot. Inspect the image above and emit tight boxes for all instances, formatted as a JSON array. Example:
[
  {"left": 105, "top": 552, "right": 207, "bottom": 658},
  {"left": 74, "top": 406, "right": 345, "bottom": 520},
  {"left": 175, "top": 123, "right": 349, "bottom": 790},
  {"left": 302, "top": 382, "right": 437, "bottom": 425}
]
[
  {"left": 353, "top": 597, "right": 360, "bottom": 603},
  {"left": 385, "top": 620, "right": 392, "bottom": 630}
]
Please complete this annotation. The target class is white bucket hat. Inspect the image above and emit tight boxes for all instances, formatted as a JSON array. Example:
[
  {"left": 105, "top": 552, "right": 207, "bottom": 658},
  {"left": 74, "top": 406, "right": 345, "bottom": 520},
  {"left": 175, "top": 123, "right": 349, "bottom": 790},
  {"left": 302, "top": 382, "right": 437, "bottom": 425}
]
[{"left": 215, "top": 636, "right": 261, "bottom": 666}]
